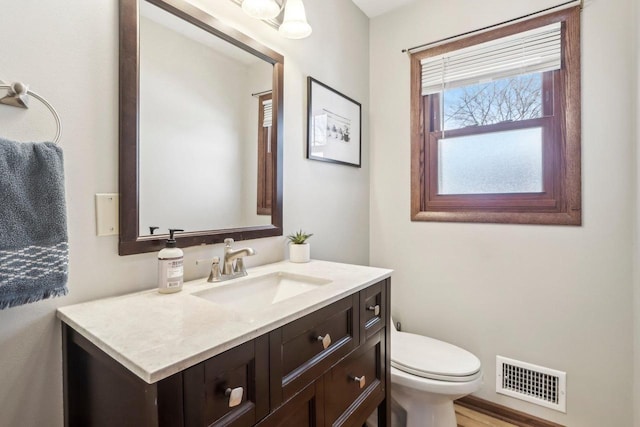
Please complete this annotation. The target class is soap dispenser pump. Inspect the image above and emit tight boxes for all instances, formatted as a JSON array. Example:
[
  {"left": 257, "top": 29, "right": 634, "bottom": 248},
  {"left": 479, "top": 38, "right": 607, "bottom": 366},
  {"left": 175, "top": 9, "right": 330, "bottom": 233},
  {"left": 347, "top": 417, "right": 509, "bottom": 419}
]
[{"left": 158, "top": 228, "right": 184, "bottom": 294}]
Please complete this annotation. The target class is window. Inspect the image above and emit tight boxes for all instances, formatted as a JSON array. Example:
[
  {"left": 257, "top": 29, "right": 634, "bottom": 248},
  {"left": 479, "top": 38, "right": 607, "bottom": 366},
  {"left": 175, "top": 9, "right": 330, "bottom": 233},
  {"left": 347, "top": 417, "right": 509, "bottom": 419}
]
[
  {"left": 410, "top": 7, "right": 581, "bottom": 225},
  {"left": 257, "top": 93, "right": 273, "bottom": 215}
]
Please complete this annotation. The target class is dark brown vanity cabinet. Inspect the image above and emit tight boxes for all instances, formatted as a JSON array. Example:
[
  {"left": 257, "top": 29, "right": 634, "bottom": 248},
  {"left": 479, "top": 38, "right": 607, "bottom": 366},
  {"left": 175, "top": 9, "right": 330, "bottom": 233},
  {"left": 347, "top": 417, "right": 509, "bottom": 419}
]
[
  {"left": 62, "top": 279, "right": 391, "bottom": 427},
  {"left": 63, "top": 328, "right": 270, "bottom": 427}
]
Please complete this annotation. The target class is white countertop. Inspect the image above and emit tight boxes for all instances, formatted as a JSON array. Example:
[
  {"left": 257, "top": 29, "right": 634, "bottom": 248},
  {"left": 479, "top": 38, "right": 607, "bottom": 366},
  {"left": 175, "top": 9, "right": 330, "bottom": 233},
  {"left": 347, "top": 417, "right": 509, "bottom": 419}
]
[{"left": 57, "top": 260, "right": 392, "bottom": 384}]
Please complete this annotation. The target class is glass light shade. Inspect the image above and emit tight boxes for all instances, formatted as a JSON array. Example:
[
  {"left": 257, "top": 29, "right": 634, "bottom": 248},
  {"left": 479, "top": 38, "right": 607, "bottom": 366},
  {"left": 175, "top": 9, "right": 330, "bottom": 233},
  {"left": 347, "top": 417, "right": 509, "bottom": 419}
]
[
  {"left": 278, "top": 0, "right": 312, "bottom": 39},
  {"left": 242, "top": 0, "right": 281, "bottom": 20}
]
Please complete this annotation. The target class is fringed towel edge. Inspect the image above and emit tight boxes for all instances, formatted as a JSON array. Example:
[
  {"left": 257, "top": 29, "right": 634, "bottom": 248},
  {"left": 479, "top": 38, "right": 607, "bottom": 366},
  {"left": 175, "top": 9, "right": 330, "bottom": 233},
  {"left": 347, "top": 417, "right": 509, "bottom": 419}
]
[{"left": 0, "top": 286, "right": 68, "bottom": 310}]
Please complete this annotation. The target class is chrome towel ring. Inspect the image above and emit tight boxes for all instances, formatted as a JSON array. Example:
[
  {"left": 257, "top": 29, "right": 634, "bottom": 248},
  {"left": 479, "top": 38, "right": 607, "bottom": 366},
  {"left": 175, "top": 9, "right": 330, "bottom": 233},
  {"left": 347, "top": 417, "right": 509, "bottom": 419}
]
[{"left": 0, "top": 81, "right": 62, "bottom": 144}]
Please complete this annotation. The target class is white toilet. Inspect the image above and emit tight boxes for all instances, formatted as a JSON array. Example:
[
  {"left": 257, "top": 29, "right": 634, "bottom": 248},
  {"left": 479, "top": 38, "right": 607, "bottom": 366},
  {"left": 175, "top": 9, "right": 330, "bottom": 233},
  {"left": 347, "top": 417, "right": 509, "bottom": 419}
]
[{"left": 390, "top": 320, "right": 483, "bottom": 427}]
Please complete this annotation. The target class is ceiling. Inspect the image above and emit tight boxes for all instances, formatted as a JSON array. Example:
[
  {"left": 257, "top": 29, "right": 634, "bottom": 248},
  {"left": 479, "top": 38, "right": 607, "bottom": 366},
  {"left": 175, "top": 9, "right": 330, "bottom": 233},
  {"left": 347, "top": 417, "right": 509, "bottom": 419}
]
[{"left": 351, "top": 0, "right": 417, "bottom": 18}]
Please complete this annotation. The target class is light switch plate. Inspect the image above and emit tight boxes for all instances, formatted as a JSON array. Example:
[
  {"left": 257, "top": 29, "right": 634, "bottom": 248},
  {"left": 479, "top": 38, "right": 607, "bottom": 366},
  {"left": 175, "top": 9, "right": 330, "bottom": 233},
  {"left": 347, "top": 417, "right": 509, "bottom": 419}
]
[{"left": 95, "top": 193, "right": 119, "bottom": 236}]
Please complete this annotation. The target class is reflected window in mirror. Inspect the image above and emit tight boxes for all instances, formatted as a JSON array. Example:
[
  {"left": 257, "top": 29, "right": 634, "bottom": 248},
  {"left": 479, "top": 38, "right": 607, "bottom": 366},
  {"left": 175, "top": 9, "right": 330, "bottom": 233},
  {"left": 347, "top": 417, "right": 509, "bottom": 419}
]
[{"left": 257, "top": 92, "right": 273, "bottom": 216}]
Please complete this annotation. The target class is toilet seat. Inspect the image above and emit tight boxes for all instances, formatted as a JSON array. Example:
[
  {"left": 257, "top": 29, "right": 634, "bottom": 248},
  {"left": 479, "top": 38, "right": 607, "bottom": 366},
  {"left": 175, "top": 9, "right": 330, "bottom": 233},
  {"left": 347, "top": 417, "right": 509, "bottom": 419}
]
[{"left": 391, "top": 331, "right": 481, "bottom": 382}]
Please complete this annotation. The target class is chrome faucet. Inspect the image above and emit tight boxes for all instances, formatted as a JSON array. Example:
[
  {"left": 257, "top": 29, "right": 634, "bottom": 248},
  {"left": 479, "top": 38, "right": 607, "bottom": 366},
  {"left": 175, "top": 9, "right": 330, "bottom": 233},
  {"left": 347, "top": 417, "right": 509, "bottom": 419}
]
[
  {"left": 198, "top": 238, "right": 256, "bottom": 282},
  {"left": 220, "top": 238, "right": 255, "bottom": 279}
]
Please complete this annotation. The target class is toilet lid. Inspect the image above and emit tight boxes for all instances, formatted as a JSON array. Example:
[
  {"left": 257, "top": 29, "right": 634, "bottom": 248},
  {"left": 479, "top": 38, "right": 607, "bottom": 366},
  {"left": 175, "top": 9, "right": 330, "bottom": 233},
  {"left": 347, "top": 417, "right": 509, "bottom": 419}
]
[{"left": 391, "top": 332, "right": 481, "bottom": 382}]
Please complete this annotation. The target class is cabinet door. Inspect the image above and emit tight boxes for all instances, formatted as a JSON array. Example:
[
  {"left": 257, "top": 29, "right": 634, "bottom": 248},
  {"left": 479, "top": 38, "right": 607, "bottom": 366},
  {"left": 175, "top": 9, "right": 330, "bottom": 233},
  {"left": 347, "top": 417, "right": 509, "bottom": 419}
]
[
  {"left": 324, "top": 331, "right": 385, "bottom": 427},
  {"left": 183, "top": 336, "right": 269, "bottom": 427},
  {"left": 257, "top": 380, "right": 324, "bottom": 427},
  {"left": 360, "top": 279, "right": 387, "bottom": 342}
]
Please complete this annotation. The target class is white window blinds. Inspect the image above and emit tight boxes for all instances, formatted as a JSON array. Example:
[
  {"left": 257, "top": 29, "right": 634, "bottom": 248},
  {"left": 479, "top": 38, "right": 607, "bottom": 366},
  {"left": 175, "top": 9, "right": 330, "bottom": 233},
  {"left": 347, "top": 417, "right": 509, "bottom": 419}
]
[
  {"left": 262, "top": 99, "right": 273, "bottom": 127},
  {"left": 421, "top": 22, "right": 561, "bottom": 95}
]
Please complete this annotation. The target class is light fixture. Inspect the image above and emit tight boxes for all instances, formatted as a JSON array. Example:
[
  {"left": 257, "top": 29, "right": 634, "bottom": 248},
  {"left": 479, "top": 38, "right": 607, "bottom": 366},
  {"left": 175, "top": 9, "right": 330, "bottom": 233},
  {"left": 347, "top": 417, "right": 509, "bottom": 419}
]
[
  {"left": 278, "top": 0, "right": 312, "bottom": 39},
  {"left": 241, "top": 0, "right": 281, "bottom": 20}
]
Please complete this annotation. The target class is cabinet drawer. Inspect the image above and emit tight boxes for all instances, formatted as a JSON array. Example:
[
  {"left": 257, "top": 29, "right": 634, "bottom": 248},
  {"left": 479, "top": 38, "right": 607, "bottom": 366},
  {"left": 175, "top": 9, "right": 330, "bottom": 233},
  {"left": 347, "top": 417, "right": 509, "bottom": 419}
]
[
  {"left": 324, "top": 331, "right": 385, "bottom": 427},
  {"left": 183, "top": 336, "right": 269, "bottom": 427},
  {"left": 360, "top": 279, "right": 387, "bottom": 342},
  {"left": 270, "top": 294, "right": 359, "bottom": 404}
]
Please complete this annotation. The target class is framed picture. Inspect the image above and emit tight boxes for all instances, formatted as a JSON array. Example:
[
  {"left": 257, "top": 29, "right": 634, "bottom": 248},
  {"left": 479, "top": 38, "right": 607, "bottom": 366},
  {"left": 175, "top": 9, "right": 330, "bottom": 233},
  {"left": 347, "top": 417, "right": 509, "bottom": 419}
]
[{"left": 307, "top": 77, "right": 361, "bottom": 167}]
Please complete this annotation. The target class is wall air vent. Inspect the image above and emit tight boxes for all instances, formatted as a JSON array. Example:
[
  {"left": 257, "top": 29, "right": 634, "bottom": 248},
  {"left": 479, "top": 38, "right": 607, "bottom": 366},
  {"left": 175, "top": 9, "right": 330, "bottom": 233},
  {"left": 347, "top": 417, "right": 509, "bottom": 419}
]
[{"left": 496, "top": 356, "right": 566, "bottom": 413}]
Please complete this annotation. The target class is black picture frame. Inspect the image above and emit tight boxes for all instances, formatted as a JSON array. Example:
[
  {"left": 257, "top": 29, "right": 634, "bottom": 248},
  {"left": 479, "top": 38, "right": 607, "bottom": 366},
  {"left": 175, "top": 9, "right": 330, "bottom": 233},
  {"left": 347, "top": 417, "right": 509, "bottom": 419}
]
[{"left": 306, "top": 77, "right": 362, "bottom": 168}]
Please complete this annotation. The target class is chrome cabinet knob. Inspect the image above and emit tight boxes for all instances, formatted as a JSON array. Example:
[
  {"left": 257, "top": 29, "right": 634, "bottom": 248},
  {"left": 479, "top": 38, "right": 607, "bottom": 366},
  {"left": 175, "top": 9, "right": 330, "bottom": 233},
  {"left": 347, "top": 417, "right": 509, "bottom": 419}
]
[
  {"left": 317, "top": 334, "right": 331, "bottom": 349},
  {"left": 351, "top": 375, "right": 366, "bottom": 389},
  {"left": 367, "top": 304, "right": 380, "bottom": 316},
  {"left": 225, "top": 387, "right": 243, "bottom": 408}
]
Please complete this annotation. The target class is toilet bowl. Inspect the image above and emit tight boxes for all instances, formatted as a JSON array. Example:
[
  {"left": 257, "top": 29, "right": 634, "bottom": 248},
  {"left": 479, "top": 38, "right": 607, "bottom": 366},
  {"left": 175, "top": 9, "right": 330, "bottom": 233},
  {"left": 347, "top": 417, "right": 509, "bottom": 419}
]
[{"left": 390, "top": 320, "right": 482, "bottom": 427}]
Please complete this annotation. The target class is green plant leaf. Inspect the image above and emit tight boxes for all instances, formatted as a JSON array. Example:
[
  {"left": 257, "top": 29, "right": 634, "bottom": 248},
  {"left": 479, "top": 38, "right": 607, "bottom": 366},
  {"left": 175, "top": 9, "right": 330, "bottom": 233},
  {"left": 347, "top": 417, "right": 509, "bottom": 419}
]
[{"left": 287, "top": 229, "right": 313, "bottom": 244}]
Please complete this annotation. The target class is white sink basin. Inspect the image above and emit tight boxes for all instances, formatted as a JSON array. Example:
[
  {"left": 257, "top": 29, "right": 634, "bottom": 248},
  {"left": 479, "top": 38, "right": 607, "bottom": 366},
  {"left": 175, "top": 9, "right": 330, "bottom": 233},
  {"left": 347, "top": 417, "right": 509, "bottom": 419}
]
[{"left": 193, "top": 271, "right": 332, "bottom": 315}]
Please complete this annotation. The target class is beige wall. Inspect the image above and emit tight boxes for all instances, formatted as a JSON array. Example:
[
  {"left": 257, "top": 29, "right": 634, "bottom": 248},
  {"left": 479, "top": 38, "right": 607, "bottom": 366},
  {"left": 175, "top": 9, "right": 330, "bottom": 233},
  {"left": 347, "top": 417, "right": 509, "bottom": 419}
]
[
  {"left": 634, "top": 0, "right": 640, "bottom": 424},
  {"left": 0, "top": 0, "right": 370, "bottom": 425},
  {"left": 369, "top": 0, "right": 636, "bottom": 426}
]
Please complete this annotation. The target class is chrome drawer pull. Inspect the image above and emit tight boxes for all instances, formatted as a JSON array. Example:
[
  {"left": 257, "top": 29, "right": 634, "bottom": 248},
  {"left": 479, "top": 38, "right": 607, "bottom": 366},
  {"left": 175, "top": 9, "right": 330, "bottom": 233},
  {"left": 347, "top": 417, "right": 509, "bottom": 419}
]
[
  {"left": 225, "top": 387, "right": 244, "bottom": 408},
  {"left": 351, "top": 375, "right": 366, "bottom": 389},
  {"left": 367, "top": 304, "right": 380, "bottom": 316},
  {"left": 317, "top": 334, "right": 332, "bottom": 349}
]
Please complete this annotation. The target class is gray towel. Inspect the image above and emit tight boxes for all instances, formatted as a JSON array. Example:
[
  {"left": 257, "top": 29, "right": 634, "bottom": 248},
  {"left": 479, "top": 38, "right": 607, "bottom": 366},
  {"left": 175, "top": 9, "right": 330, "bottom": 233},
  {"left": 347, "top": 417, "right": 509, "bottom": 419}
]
[{"left": 0, "top": 137, "right": 68, "bottom": 309}]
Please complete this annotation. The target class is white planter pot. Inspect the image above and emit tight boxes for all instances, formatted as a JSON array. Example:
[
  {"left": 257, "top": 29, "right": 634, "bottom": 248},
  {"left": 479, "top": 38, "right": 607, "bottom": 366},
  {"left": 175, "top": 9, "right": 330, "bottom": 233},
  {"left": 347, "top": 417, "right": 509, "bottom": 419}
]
[{"left": 289, "top": 243, "right": 310, "bottom": 263}]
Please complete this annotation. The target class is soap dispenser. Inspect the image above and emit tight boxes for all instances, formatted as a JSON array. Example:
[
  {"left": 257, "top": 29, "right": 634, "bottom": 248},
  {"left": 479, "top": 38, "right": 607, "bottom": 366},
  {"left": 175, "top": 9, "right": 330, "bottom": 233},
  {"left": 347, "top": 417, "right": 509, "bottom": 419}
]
[{"left": 158, "top": 228, "right": 184, "bottom": 294}]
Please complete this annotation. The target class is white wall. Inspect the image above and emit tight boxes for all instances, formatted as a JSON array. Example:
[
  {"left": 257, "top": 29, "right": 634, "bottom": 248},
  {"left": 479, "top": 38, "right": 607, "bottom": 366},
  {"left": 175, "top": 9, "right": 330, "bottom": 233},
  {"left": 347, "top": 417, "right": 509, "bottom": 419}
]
[
  {"left": 0, "top": 0, "right": 370, "bottom": 425},
  {"left": 369, "top": 0, "right": 636, "bottom": 426}
]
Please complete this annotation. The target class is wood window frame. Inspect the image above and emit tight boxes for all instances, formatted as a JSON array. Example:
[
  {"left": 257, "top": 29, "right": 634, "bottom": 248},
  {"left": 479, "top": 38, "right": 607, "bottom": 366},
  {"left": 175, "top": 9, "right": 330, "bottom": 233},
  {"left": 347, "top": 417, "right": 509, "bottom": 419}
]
[
  {"left": 410, "top": 7, "right": 581, "bottom": 225},
  {"left": 257, "top": 93, "right": 273, "bottom": 215}
]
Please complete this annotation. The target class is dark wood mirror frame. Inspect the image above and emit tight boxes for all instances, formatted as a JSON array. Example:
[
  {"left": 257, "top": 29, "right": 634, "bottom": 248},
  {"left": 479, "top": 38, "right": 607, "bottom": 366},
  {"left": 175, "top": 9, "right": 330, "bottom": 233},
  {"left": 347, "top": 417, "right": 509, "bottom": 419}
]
[{"left": 119, "top": 0, "right": 284, "bottom": 255}]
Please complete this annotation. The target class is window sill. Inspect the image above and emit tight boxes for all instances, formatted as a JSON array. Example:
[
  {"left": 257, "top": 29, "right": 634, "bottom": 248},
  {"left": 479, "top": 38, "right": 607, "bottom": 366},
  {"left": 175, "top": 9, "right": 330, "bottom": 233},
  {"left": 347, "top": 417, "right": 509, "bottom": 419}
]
[{"left": 411, "top": 210, "right": 581, "bottom": 226}]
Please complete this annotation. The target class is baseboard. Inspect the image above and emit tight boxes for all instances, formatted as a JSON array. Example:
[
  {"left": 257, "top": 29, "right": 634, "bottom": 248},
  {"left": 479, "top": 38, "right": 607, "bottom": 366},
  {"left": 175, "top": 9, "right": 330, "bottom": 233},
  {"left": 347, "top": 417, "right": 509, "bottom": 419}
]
[{"left": 455, "top": 396, "right": 565, "bottom": 427}]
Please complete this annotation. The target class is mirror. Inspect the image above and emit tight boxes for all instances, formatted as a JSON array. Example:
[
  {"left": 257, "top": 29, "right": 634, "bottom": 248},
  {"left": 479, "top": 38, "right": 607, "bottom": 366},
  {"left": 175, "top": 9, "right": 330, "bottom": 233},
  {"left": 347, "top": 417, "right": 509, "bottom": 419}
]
[{"left": 119, "top": 0, "right": 283, "bottom": 255}]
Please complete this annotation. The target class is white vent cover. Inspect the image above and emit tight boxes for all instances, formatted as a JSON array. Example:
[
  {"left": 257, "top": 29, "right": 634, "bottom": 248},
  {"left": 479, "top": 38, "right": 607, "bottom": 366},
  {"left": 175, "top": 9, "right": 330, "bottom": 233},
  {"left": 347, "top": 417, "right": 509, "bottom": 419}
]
[{"left": 496, "top": 356, "right": 566, "bottom": 413}]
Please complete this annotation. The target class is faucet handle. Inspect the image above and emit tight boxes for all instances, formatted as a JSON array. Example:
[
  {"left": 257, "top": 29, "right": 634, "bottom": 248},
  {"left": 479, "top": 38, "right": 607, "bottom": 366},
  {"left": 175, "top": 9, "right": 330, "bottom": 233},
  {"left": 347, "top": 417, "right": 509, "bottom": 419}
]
[
  {"left": 224, "top": 238, "right": 234, "bottom": 246},
  {"left": 234, "top": 257, "right": 246, "bottom": 274},
  {"left": 197, "top": 257, "right": 222, "bottom": 282},
  {"left": 209, "top": 257, "right": 221, "bottom": 282}
]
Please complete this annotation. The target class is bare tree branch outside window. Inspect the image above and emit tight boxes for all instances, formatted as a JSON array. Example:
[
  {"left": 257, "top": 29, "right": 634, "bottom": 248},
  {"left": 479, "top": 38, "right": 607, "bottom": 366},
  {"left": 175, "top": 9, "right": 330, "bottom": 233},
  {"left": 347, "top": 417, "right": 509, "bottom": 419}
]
[{"left": 443, "top": 73, "right": 543, "bottom": 130}]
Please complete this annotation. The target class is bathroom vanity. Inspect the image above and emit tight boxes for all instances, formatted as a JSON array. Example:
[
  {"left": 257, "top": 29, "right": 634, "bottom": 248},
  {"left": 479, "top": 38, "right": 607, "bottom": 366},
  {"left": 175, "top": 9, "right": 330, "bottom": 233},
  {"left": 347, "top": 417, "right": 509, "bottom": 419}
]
[{"left": 57, "top": 260, "right": 392, "bottom": 426}]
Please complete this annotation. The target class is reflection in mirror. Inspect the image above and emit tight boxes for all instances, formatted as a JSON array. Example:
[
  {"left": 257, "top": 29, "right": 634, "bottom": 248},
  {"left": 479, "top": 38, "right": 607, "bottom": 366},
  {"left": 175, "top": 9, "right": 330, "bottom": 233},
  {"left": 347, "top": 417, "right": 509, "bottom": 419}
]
[
  {"left": 139, "top": 1, "right": 273, "bottom": 235},
  {"left": 119, "top": 0, "right": 283, "bottom": 255}
]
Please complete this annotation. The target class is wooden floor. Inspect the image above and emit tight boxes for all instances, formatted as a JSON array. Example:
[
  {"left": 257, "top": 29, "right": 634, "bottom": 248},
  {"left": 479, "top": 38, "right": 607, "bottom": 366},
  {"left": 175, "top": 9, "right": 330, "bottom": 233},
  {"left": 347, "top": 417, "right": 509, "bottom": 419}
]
[{"left": 455, "top": 404, "right": 519, "bottom": 427}]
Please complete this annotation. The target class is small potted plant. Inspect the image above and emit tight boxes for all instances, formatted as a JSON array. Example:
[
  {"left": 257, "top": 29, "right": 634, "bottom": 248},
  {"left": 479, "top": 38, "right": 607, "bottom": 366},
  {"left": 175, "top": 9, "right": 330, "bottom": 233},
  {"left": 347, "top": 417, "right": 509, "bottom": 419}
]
[{"left": 287, "top": 229, "right": 313, "bottom": 263}]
